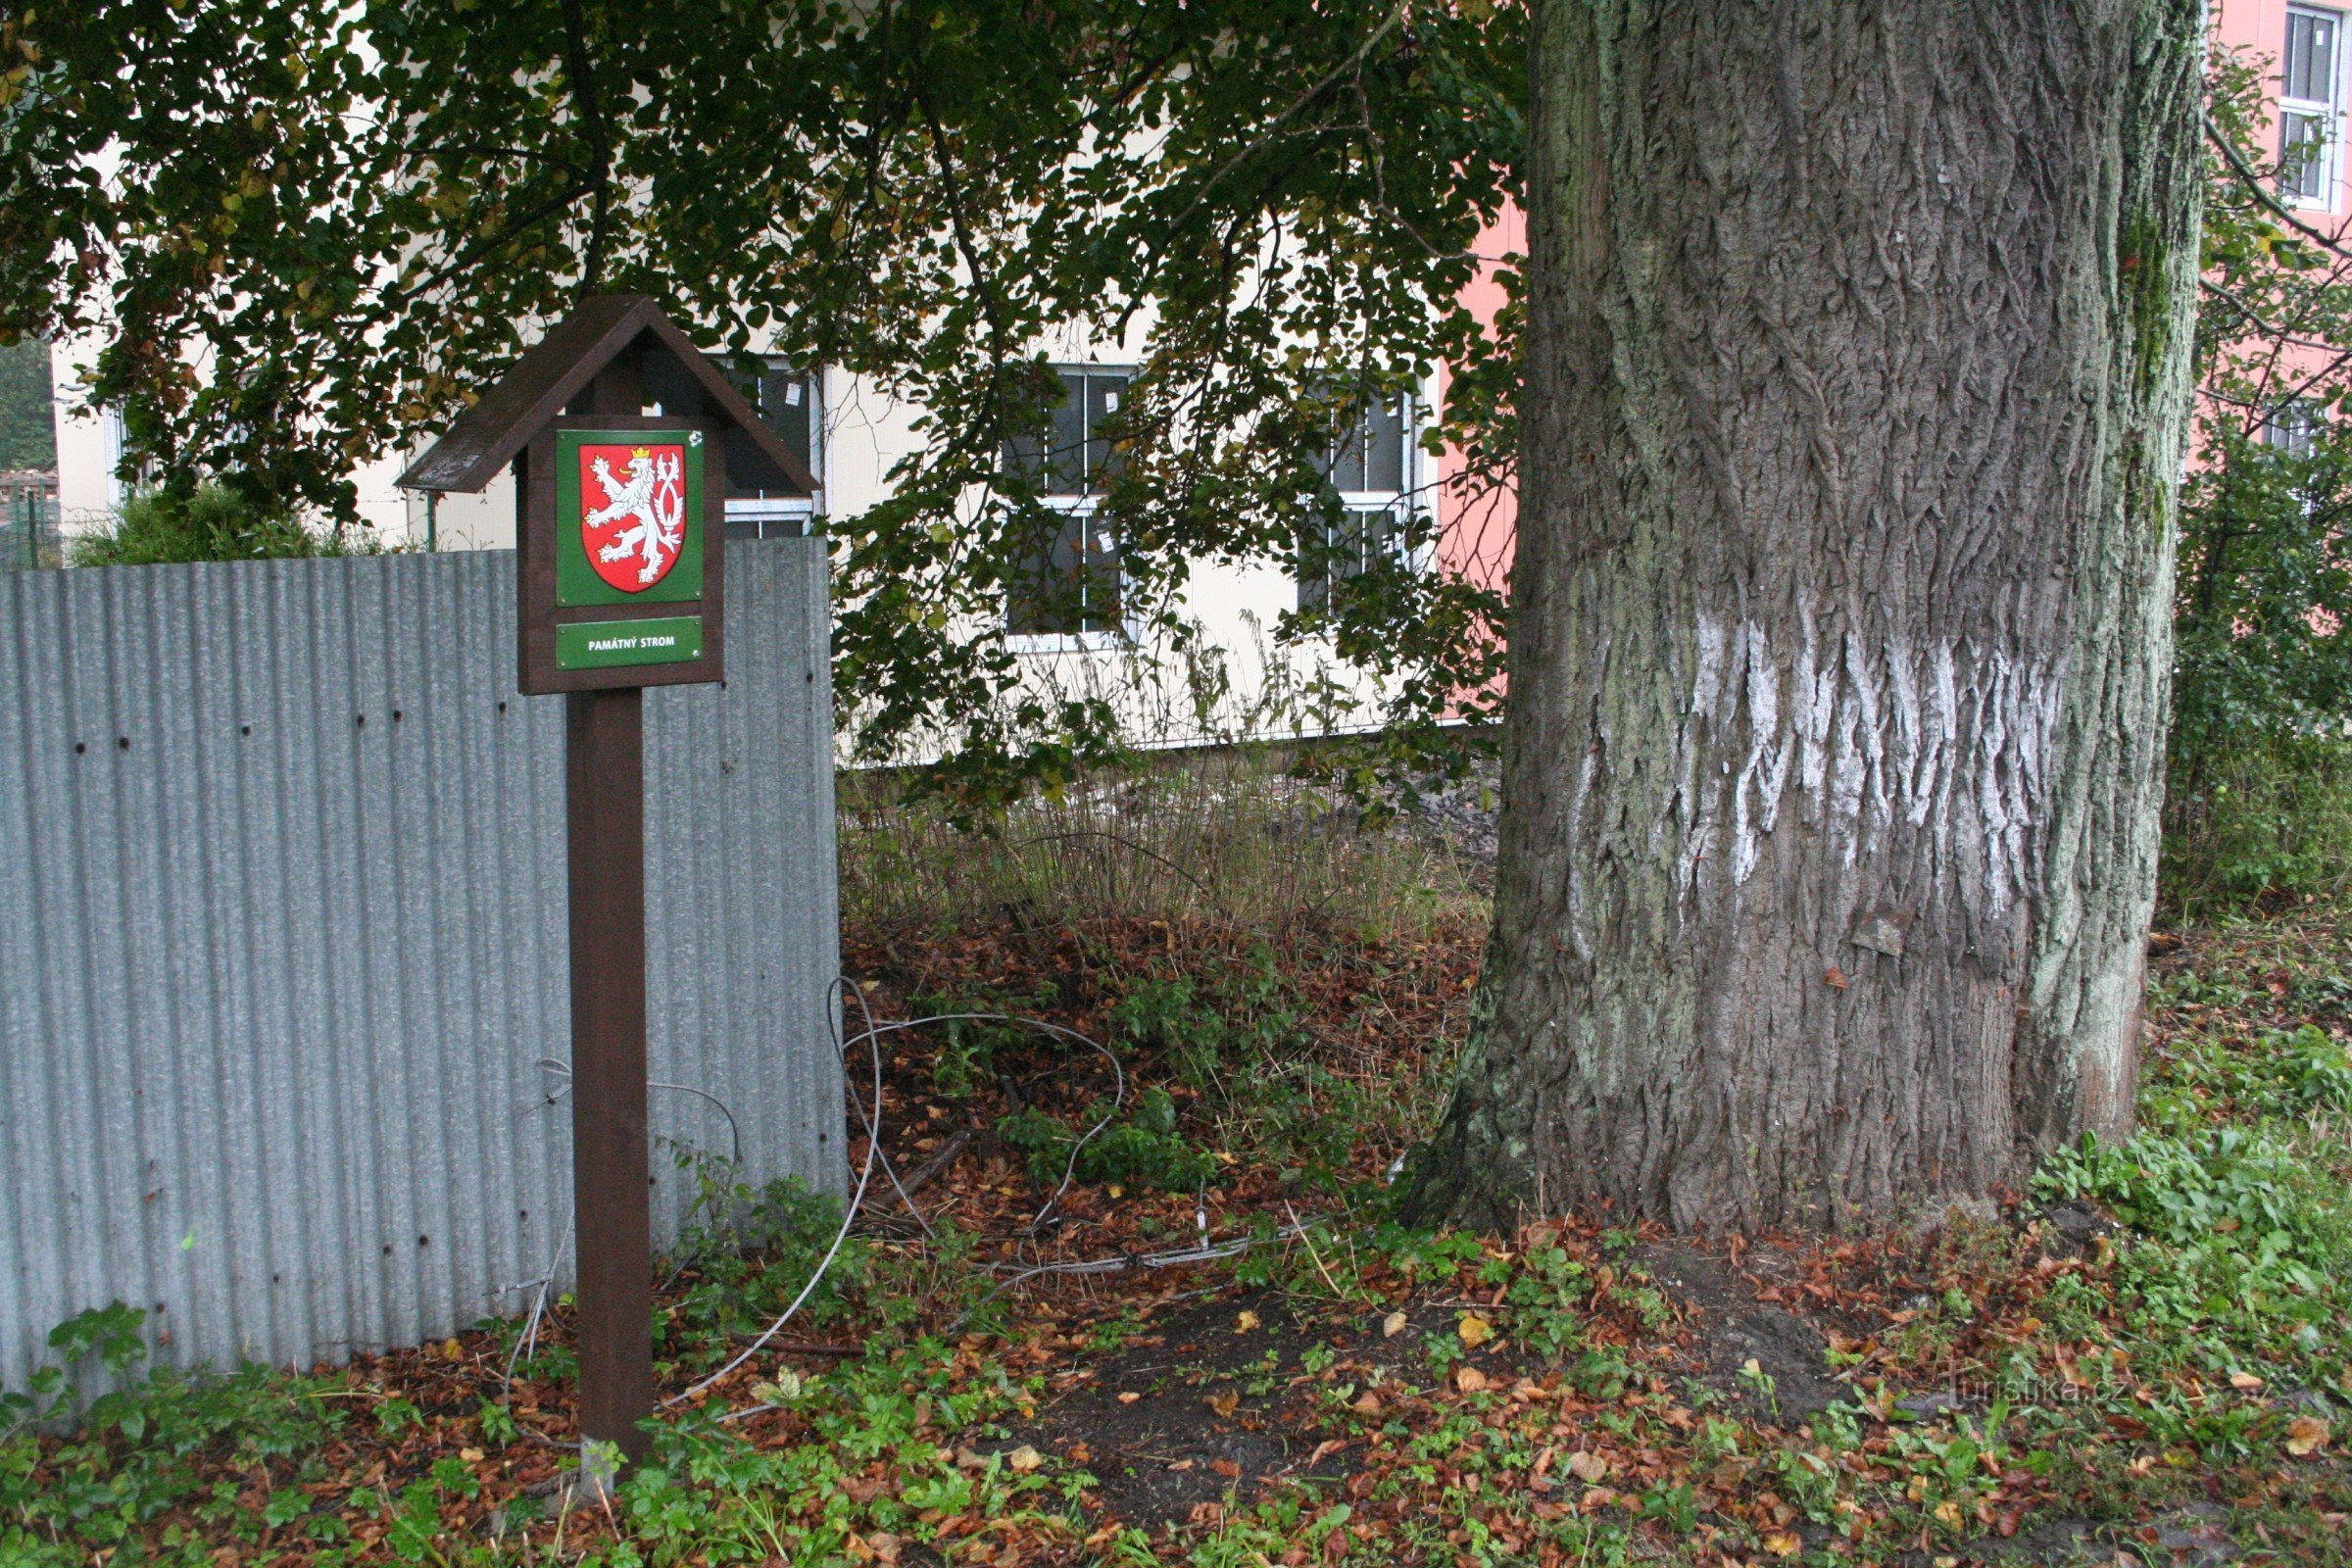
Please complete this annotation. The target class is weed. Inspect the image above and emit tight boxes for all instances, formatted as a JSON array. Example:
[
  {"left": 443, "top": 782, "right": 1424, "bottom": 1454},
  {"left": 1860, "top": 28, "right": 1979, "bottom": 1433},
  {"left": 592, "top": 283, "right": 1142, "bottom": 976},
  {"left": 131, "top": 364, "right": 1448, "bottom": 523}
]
[
  {"left": 0, "top": 1305, "right": 346, "bottom": 1565},
  {"left": 663, "top": 1159, "right": 868, "bottom": 1365},
  {"left": 999, "top": 1084, "right": 1220, "bottom": 1193},
  {"left": 1502, "top": 1241, "right": 1591, "bottom": 1361},
  {"left": 2164, "top": 731, "right": 2352, "bottom": 914},
  {"left": 839, "top": 744, "right": 1487, "bottom": 941}
]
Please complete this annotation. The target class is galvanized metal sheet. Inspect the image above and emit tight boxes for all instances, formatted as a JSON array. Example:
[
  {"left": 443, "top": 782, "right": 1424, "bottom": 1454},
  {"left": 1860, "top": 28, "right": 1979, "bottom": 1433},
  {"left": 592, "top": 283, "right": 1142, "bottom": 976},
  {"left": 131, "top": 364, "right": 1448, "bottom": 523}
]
[{"left": 0, "top": 541, "right": 842, "bottom": 1393}]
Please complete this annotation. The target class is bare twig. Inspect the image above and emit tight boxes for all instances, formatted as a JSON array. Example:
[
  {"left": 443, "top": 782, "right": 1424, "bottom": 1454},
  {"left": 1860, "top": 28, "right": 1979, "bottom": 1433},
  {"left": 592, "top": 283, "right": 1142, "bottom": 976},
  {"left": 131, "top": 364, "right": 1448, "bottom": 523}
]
[
  {"left": 1007, "top": 827, "right": 1222, "bottom": 906},
  {"left": 896, "top": 1129, "right": 973, "bottom": 1203},
  {"left": 2201, "top": 275, "right": 2343, "bottom": 354}
]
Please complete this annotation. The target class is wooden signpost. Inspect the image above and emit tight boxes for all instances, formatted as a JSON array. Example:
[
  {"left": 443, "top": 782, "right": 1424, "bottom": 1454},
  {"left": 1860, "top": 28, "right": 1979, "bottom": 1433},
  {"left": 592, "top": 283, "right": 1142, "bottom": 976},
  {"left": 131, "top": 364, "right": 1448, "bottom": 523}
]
[{"left": 401, "top": 297, "right": 813, "bottom": 1467}]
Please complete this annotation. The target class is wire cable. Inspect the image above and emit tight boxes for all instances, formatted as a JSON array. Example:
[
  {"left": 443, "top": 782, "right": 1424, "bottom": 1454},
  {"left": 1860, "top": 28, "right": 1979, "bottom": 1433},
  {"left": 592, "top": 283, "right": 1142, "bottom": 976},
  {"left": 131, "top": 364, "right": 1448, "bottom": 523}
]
[
  {"left": 842, "top": 1010, "right": 1126, "bottom": 1233},
  {"left": 666, "top": 977, "right": 885, "bottom": 1405},
  {"left": 532, "top": 1059, "right": 744, "bottom": 1167},
  {"left": 665, "top": 982, "right": 1136, "bottom": 1408}
]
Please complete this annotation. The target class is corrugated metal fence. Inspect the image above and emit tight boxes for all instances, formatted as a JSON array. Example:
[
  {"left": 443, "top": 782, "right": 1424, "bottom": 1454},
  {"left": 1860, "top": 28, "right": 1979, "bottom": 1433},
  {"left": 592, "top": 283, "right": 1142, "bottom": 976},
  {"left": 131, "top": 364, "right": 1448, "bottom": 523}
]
[{"left": 0, "top": 540, "right": 844, "bottom": 1394}]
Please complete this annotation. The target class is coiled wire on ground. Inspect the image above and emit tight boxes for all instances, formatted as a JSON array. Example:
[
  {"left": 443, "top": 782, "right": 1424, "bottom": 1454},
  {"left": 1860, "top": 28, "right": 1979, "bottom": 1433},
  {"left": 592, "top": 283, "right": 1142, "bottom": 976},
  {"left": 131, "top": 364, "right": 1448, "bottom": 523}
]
[{"left": 507, "top": 975, "right": 1313, "bottom": 1423}]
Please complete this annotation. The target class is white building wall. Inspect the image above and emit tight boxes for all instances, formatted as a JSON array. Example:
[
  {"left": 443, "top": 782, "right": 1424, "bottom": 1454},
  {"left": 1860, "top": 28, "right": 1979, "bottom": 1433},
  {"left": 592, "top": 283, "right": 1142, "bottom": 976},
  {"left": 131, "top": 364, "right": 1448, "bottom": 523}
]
[
  {"left": 46, "top": 345, "right": 1409, "bottom": 754},
  {"left": 49, "top": 338, "right": 120, "bottom": 531}
]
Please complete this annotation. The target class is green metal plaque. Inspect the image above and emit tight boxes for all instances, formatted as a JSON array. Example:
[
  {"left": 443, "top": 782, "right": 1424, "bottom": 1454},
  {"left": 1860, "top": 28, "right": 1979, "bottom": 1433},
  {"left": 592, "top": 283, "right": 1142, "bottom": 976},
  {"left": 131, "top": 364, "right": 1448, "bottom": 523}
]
[{"left": 555, "top": 616, "right": 706, "bottom": 671}]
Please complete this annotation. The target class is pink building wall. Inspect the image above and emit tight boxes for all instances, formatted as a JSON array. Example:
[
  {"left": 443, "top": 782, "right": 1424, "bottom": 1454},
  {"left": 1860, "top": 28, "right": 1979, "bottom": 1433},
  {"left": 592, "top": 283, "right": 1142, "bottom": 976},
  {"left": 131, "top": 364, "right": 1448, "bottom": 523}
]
[
  {"left": 1434, "top": 205, "right": 1524, "bottom": 605},
  {"left": 2210, "top": 0, "right": 2352, "bottom": 441}
]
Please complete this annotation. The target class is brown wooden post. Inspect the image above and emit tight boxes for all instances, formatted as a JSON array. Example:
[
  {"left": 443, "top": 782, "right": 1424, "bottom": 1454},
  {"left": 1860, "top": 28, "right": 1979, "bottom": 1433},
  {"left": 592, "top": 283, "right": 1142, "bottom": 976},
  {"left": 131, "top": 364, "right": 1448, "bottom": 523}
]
[
  {"left": 398, "top": 296, "right": 807, "bottom": 1478},
  {"left": 568, "top": 353, "right": 654, "bottom": 1470}
]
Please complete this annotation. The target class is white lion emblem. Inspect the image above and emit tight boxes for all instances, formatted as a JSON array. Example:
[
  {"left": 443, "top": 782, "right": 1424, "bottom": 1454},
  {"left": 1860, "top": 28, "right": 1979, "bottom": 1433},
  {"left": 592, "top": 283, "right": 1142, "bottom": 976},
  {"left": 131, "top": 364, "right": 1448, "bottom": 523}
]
[{"left": 585, "top": 449, "right": 686, "bottom": 586}]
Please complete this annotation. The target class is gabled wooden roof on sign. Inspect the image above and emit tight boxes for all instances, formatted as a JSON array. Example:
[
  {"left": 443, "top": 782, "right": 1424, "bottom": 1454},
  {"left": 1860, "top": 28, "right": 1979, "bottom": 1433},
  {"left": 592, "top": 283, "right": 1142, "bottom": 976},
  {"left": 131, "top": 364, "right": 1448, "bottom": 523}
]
[{"left": 396, "top": 294, "right": 816, "bottom": 496}]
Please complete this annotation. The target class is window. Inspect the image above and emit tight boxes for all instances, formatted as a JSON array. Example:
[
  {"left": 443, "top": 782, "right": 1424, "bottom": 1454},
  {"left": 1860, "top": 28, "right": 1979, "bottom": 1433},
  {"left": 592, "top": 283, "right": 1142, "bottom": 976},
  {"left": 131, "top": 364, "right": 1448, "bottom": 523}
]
[
  {"left": 1298, "top": 393, "right": 1417, "bottom": 612},
  {"left": 1003, "top": 368, "right": 1129, "bottom": 641},
  {"left": 2267, "top": 398, "right": 2325, "bottom": 457},
  {"left": 2281, "top": 7, "right": 2342, "bottom": 206},
  {"left": 639, "top": 351, "right": 822, "bottom": 538},
  {"left": 726, "top": 363, "right": 822, "bottom": 540}
]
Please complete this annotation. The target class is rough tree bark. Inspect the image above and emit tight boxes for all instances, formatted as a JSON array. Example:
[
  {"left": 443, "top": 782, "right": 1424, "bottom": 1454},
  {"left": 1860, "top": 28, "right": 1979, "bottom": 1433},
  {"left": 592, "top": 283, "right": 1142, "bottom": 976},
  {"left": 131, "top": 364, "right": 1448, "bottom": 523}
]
[{"left": 1409, "top": 0, "right": 2204, "bottom": 1231}]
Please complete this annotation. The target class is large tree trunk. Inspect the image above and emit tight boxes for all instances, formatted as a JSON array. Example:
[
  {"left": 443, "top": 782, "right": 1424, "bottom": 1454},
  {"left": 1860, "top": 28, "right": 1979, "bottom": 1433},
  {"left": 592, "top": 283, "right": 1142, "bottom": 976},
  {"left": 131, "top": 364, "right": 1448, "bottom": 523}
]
[{"left": 1410, "top": 0, "right": 2204, "bottom": 1232}]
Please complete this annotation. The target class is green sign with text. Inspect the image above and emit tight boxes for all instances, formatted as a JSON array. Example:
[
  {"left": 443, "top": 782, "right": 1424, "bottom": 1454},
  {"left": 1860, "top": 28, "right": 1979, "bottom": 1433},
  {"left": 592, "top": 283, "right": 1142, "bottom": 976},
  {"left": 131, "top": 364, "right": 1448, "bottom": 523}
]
[{"left": 555, "top": 616, "right": 706, "bottom": 671}]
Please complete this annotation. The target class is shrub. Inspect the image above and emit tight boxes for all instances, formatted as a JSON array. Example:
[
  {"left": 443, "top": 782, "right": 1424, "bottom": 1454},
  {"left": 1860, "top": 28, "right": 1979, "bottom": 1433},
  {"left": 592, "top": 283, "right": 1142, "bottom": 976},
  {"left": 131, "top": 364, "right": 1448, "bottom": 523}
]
[
  {"left": 68, "top": 484, "right": 337, "bottom": 566},
  {"left": 2161, "top": 728, "right": 2352, "bottom": 912}
]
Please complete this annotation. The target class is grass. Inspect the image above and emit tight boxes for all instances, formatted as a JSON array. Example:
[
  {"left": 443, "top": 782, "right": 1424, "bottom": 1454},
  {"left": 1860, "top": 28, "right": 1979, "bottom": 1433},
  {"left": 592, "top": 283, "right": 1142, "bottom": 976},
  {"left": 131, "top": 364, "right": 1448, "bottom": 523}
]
[
  {"left": 8, "top": 749, "right": 2352, "bottom": 1566},
  {"left": 838, "top": 742, "right": 1490, "bottom": 943}
]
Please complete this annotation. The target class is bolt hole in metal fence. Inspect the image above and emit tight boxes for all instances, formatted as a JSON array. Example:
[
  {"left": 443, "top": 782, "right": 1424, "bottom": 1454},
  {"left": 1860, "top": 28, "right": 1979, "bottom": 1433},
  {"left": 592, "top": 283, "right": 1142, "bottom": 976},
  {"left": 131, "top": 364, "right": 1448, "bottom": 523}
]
[{"left": 0, "top": 542, "right": 844, "bottom": 1400}]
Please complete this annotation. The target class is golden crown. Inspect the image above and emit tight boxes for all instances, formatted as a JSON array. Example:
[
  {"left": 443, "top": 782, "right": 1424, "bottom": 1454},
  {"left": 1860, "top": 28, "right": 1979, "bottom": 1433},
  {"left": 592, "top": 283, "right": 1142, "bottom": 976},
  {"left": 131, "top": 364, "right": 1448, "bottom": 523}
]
[{"left": 629, "top": 445, "right": 652, "bottom": 459}]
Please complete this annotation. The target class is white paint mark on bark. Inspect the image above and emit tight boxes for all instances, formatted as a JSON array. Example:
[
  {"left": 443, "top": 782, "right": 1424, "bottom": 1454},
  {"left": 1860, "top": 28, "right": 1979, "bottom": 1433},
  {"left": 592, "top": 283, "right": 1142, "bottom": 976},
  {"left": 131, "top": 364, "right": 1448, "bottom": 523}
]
[{"left": 1682, "top": 611, "right": 2057, "bottom": 917}]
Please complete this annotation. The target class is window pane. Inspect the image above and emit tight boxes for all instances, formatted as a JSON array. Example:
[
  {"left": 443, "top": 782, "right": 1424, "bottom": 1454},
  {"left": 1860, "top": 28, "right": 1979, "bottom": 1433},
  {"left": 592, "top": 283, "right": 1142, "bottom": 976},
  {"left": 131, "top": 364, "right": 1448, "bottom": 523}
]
[
  {"left": 1007, "top": 511, "right": 1086, "bottom": 634},
  {"left": 1350, "top": 506, "right": 1397, "bottom": 576},
  {"left": 2268, "top": 401, "right": 2323, "bottom": 456},
  {"left": 1047, "top": 373, "right": 1089, "bottom": 495},
  {"left": 1086, "top": 373, "right": 1129, "bottom": 492},
  {"left": 1364, "top": 398, "right": 1407, "bottom": 492},
  {"left": 1298, "top": 505, "right": 1405, "bottom": 611},
  {"left": 1330, "top": 418, "right": 1368, "bottom": 492},
  {"left": 1297, "top": 542, "right": 1329, "bottom": 611},
  {"left": 1004, "top": 428, "right": 1047, "bottom": 487},
  {"left": 724, "top": 364, "right": 818, "bottom": 498},
  {"left": 640, "top": 349, "right": 705, "bottom": 416},
  {"left": 1079, "top": 511, "right": 1121, "bottom": 631},
  {"left": 2283, "top": 111, "right": 2329, "bottom": 199},
  {"left": 760, "top": 368, "right": 814, "bottom": 474},
  {"left": 1005, "top": 509, "right": 1122, "bottom": 636},
  {"left": 2289, "top": 11, "right": 2339, "bottom": 102}
]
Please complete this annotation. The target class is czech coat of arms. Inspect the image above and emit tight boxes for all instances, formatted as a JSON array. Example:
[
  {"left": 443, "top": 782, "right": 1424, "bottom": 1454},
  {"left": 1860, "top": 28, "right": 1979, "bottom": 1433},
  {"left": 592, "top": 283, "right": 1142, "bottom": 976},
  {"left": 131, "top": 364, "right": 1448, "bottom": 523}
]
[{"left": 577, "top": 443, "right": 687, "bottom": 592}]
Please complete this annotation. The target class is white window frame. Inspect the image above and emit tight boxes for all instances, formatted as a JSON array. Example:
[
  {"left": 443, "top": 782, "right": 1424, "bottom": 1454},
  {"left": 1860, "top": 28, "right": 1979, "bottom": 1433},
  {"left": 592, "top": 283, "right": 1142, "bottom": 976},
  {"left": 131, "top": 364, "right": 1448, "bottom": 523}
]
[
  {"left": 1006, "top": 366, "right": 1137, "bottom": 654},
  {"left": 101, "top": 406, "right": 129, "bottom": 512},
  {"left": 721, "top": 361, "right": 823, "bottom": 540},
  {"left": 2280, "top": 5, "right": 2344, "bottom": 210}
]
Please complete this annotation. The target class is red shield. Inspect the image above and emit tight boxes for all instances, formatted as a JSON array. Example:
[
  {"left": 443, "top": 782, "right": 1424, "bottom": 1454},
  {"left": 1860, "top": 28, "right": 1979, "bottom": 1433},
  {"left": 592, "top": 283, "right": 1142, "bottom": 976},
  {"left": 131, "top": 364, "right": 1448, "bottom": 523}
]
[{"left": 578, "top": 442, "right": 687, "bottom": 593}]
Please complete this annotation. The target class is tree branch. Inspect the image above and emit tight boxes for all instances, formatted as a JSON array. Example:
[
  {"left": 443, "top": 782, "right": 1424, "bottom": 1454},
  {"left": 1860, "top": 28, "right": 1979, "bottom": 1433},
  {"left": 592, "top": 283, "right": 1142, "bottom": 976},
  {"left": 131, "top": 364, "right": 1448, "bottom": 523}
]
[
  {"left": 2204, "top": 111, "right": 2352, "bottom": 263},
  {"left": 385, "top": 180, "right": 594, "bottom": 307},
  {"left": 1156, "top": 3, "right": 1410, "bottom": 244},
  {"left": 2200, "top": 275, "right": 2343, "bottom": 354},
  {"left": 558, "top": 0, "right": 613, "bottom": 295}
]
